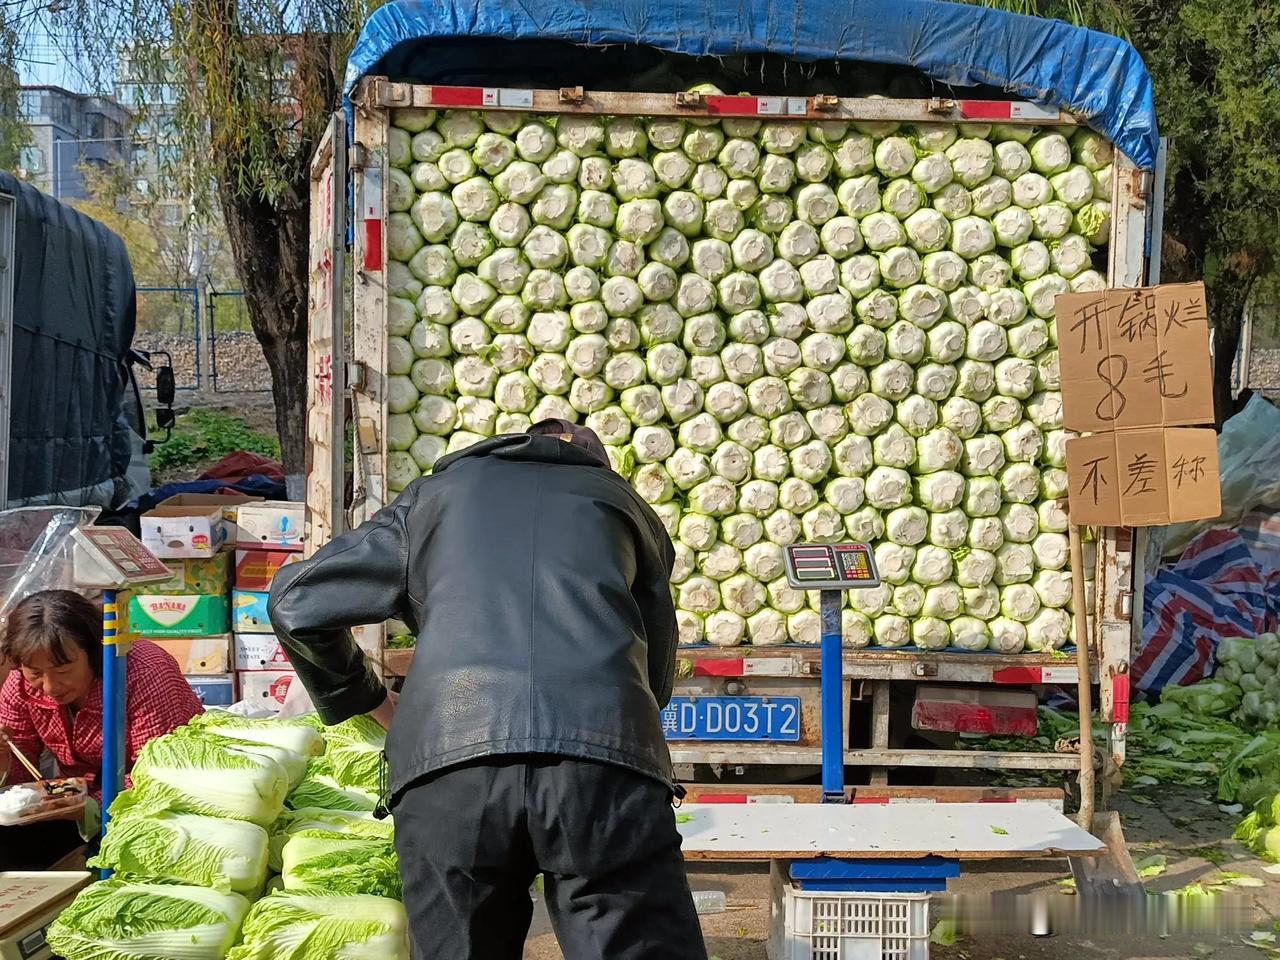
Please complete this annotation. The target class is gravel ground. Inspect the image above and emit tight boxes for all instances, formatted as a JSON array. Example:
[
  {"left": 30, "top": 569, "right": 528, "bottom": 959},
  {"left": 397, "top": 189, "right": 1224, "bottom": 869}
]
[
  {"left": 522, "top": 788, "right": 1280, "bottom": 959},
  {"left": 133, "top": 330, "right": 274, "bottom": 393},
  {"left": 1234, "top": 349, "right": 1280, "bottom": 394}
]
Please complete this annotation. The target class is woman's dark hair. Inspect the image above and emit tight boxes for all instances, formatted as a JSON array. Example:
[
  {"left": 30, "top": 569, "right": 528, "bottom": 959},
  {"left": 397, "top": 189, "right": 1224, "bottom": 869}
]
[{"left": 2, "top": 590, "right": 103, "bottom": 675}]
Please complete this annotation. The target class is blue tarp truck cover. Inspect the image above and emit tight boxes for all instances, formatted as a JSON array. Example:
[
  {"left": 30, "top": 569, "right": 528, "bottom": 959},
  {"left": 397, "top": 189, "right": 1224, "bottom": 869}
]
[
  {"left": 0, "top": 171, "right": 142, "bottom": 508},
  {"left": 346, "top": 0, "right": 1158, "bottom": 169}
]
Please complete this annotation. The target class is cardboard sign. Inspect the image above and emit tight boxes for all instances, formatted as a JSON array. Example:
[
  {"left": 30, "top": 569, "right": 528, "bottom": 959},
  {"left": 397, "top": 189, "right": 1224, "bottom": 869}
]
[
  {"left": 1066, "top": 428, "right": 1221, "bottom": 526},
  {"left": 1056, "top": 283, "right": 1213, "bottom": 432}
]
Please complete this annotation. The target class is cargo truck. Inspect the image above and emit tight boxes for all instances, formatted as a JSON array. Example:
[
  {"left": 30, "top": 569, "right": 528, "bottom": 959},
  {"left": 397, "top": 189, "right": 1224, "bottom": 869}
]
[
  {"left": 0, "top": 171, "right": 175, "bottom": 510},
  {"left": 305, "top": 0, "right": 1164, "bottom": 803}
]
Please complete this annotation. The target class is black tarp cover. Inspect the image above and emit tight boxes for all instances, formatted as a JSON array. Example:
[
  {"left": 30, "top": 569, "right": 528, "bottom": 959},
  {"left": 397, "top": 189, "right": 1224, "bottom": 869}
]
[{"left": 2, "top": 171, "right": 138, "bottom": 507}]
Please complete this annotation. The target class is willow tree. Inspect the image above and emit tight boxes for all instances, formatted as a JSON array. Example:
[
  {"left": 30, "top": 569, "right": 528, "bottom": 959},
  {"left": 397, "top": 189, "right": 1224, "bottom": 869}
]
[
  {"left": 971, "top": 0, "right": 1280, "bottom": 423},
  {"left": 1, "top": 5, "right": 29, "bottom": 170},
  {"left": 45, "top": 0, "right": 381, "bottom": 472}
]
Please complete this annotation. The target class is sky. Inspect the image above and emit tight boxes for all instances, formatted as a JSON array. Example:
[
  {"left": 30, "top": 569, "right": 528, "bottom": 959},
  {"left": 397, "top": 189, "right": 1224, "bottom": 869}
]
[{"left": 16, "top": 17, "right": 104, "bottom": 92}]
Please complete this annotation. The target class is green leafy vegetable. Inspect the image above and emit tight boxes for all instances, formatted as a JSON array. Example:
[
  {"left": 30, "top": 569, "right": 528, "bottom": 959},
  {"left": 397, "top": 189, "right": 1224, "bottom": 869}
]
[
  {"left": 281, "top": 834, "right": 402, "bottom": 898},
  {"left": 130, "top": 732, "right": 291, "bottom": 826},
  {"left": 226, "top": 892, "right": 408, "bottom": 960},
  {"left": 91, "top": 797, "right": 269, "bottom": 894},
  {"left": 287, "top": 759, "right": 379, "bottom": 813},
  {"left": 47, "top": 880, "right": 250, "bottom": 960},
  {"left": 268, "top": 807, "right": 394, "bottom": 872},
  {"left": 188, "top": 713, "right": 325, "bottom": 762},
  {"left": 319, "top": 715, "right": 389, "bottom": 791}
]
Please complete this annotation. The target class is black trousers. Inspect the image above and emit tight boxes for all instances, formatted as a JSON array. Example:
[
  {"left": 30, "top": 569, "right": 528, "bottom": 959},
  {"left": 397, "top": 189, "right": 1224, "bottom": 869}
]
[{"left": 392, "top": 756, "right": 708, "bottom": 960}]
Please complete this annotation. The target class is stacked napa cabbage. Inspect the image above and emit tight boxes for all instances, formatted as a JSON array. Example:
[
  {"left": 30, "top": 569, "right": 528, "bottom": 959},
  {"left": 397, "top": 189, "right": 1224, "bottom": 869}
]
[
  {"left": 383, "top": 102, "right": 1106, "bottom": 653},
  {"left": 51, "top": 713, "right": 407, "bottom": 960}
]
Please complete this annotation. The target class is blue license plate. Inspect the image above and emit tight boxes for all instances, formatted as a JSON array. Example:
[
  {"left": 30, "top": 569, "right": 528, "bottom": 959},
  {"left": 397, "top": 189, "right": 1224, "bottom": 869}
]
[{"left": 662, "top": 696, "right": 802, "bottom": 741}]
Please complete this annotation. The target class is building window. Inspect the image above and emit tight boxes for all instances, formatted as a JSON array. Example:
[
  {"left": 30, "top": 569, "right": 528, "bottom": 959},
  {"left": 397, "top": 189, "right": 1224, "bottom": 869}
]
[
  {"left": 19, "top": 146, "right": 44, "bottom": 174},
  {"left": 19, "top": 90, "right": 43, "bottom": 120}
]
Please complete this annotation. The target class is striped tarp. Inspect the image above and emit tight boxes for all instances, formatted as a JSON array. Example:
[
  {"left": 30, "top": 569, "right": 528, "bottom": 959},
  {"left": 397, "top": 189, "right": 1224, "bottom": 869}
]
[{"left": 1135, "top": 514, "right": 1280, "bottom": 697}]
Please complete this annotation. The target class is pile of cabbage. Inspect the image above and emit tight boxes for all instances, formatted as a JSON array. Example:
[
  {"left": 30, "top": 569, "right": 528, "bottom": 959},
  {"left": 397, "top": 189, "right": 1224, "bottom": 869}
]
[
  {"left": 1215, "top": 633, "right": 1280, "bottom": 726},
  {"left": 382, "top": 100, "right": 1111, "bottom": 653},
  {"left": 48, "top": 712, "right": 406, "bottom": 960}
]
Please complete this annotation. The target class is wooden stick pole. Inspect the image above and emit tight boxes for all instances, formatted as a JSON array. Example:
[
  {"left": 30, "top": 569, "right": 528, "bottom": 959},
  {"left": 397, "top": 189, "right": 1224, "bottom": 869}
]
[{"left": 1069, "top": 524, "right": 1096, "bottom": 830}]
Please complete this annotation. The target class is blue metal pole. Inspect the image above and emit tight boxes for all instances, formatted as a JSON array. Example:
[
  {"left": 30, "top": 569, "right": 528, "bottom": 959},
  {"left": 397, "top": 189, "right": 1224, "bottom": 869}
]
[
  {"left": 819, "top": 589, "right": 845, "bottom": 803},
  {"left": 100, "top": 590, "right": 125, "bottom": 855}
]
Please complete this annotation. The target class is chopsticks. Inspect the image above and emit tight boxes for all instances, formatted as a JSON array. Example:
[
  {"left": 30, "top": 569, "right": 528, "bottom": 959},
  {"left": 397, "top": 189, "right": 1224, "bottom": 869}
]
[{"left": 0, "top": 729, "right": 44, "bottom": 782}]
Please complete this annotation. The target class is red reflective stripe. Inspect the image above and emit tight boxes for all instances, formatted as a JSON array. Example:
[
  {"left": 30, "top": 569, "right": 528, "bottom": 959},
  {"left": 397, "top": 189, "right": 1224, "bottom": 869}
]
[
  {"left": 959, "top": 100, "right": 1014, "bottom": 119},
  {"left": 993, "top": 667, "right": 1042, "bottom": 684},
  {"left": 428, "top": 86, "right": 487, "bottom": 107},
  {"left": 363, "top": 219, "right": 383, "bottom": 271},
  {"left": 1113, "top": 674, "right": 1131, "bottom": 723},
  {"left": 912, "top": 701, "right": 1038, "bottom": 737},
  {"left": 693, "top": 659, "right": 745, "bottom": 677},
  {"left": 705, "top": 96, "right": 761, "bottom": 116},
  {"left": 692, "top": 795, "right": 750, "bottom": 804}
]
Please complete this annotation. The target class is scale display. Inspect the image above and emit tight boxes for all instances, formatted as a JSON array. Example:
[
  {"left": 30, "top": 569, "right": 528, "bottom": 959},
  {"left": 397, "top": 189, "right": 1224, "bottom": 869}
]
[{"left": 784, "top": 543, "right": 880, "bottom": 591}]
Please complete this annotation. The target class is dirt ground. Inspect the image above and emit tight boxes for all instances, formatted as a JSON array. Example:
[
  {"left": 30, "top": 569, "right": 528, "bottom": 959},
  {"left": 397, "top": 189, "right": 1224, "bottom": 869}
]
[{"left": 522, "top": 788, "right": 1280, "bottom": 959}]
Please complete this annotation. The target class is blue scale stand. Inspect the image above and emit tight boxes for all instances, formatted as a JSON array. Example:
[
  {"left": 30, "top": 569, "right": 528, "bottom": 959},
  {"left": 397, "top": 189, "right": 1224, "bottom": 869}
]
[{"left": 783, "top": 543, "right": 962, "bottom": 895}]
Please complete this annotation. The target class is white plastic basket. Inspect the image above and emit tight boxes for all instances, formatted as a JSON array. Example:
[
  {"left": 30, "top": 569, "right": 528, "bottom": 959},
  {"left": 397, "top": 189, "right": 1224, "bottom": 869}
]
[{"left": 770, "top": 871, "right": 931, "bottom": 960}]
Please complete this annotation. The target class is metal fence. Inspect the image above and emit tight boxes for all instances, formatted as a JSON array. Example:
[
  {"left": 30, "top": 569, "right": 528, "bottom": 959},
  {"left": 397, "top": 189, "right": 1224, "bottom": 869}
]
[
  {"left": 1234, "top": 300, "right": 1280, "bottom": 396},
  {"left": 206, "top": 289, "right": 273, "bottom": 393},
  {"left": 133, "top": 286, "right": 202, "bottom": 391}
]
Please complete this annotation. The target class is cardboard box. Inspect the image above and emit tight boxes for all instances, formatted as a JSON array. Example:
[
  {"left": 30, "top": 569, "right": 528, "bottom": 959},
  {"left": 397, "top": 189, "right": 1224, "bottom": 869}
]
[
  {"left": 232, "top": 590, "right": 273, "bottom": 633},
  {"left": 237, "top": 669, "right": 296, "bottom": 713},
  {"left": 140, "top": 494, "right": 261, "bottom": 559},
  {"left": 236, "top": 502, "right": 305, "bottom": 552},
  {"left": 144, "top": 551, "right": 233, "bottom": 596},
  {"left": 186, "top": 673, "right": 236, "bottom": 707},
  {"left": 234, "top": 549, "right": 302, "bottom": 592},
  {"left": 234, "top": 632, "right": 293, "bottom": 671},
  {"left": 150, "top": 635, "right": 231, "bottom": 674},
  {"left": 127, "top": 594, "right": 230, "bottom": 637},
  {"left": 1056, "top": 282, "right": 1214, "bottom": 432},
  {"left": 1066, "top": 427, "right": 1222, "bottom": 527}
]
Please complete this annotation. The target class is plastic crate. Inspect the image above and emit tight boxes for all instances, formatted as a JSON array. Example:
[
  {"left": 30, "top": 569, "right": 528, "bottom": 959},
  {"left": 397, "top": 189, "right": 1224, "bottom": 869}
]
[{"left": 772, "top": 879, "right": 930, "bottom": 960}]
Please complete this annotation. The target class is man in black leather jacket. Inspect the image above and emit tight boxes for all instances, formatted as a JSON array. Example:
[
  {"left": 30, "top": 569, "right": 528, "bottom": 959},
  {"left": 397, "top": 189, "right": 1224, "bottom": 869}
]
[{"left": 268, "top": 420, "right": 707, "bottom": 960}]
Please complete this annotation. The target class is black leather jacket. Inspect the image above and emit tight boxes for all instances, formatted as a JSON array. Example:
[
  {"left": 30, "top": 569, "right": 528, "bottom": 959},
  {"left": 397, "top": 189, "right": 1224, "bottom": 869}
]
[{"left": 268, "top": 434, "right": 679, "bottom": 800}]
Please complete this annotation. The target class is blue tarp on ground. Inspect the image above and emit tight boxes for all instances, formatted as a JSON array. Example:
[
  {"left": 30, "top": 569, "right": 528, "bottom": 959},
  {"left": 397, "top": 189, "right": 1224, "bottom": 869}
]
[{"left": 346, "top": 0, "right": 1159, "bottom": 168}]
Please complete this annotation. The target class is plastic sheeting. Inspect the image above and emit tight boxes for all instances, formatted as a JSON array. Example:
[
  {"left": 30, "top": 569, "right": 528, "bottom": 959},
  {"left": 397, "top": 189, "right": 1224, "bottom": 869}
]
[
  {"left": 346, "top": 0, "right": 1158, "bottom": 168},
  {"left": 1136, "top": 520, "right": 1280, "bottom": 697},
  {"left": 1, "top": 172, "right": 142, "bottom": 508}
]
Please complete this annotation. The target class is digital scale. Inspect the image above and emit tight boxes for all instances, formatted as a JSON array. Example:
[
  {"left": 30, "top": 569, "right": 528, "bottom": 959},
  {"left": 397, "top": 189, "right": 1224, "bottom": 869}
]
[
  {"left": 0, "top": 873, "right": 92, "bottom": 960},
  {"left": 783, "top": 542, "right": 880, "bottom": 803},
  {"left": 783, "top": 543, "right": 879, "bottom": 591}
]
